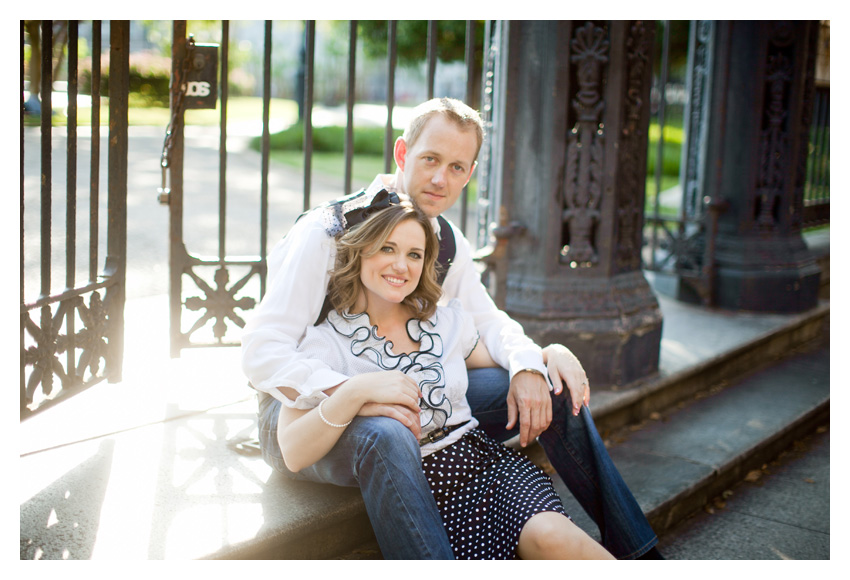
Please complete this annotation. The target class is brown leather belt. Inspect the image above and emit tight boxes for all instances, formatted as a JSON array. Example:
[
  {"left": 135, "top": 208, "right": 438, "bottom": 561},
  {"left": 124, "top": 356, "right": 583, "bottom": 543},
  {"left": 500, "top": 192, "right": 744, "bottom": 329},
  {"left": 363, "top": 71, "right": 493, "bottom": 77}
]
[{"left": 419, "top": 421, "right": 470, "bottom": 446}]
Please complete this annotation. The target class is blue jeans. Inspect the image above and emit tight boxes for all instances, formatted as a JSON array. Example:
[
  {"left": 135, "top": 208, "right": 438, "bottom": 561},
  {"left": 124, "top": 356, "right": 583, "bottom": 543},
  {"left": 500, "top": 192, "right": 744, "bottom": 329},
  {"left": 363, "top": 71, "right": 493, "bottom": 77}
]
[
  {"left": 465, "top": 367, "right": 658, "bottom": 559},
  {"left": 257, "top": 368, "right": 658, "bottom": 559},
  {"left": 257, "top": 392, "right": 454, "bottom": 559}
]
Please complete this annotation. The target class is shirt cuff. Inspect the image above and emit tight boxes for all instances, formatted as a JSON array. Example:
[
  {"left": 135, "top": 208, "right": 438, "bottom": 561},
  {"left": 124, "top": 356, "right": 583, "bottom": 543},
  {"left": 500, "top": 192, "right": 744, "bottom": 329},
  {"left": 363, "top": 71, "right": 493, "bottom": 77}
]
[
  {"left": 508, "top": 352, "right": 551, "bottom": 388},
  {"left": 272, "top": 368, "right": 352, "bottom": 410}
]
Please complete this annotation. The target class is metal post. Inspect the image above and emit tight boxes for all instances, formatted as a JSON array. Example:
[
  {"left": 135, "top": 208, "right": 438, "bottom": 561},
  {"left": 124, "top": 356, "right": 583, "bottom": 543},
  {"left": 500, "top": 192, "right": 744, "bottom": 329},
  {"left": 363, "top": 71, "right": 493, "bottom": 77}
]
[
  {"left": 384, "top": 20, "right": 397, "bottom": 174},
  {"left": 260, "top": 20, "right": 272, "bottom": 295},
  {"left": 302, "top": 20, "right": 315, "bottom": 212},
  {"left": 106, "top": 19, "right": 129, "bottom": 381},
  {"left": 219, "top": 20, "right": 229, "bottom": 263},
  {"left": 168, "top": 21, "right": 187, "bottom": 357},
  {"left": 344, "top": 20, "right": 357, "bottom": 196},
  {"left": 427, "top": 21, "right": 437, "bottom": 100},
  {"left": 489, "top": 21, "right": 662, "bottom": 388},
  {"left": 706, "top": 21, "right": 821, "bottom": 313},
  {"left": 89, "top": 21, "right": 101, "bottom": 284}
]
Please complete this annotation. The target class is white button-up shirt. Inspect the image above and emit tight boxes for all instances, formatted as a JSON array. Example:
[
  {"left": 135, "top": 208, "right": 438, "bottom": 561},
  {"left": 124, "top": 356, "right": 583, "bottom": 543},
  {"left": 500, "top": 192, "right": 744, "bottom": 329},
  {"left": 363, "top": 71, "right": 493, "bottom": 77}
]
[{"left": 240, "top": 175, "right": 546, "bottom": 407}]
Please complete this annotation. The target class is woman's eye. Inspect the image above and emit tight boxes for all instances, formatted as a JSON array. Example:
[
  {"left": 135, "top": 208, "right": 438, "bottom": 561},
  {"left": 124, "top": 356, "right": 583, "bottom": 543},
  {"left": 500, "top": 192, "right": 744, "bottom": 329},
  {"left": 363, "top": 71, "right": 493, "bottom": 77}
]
[
  {"left": 409, "top": 252, "right": 422, "bottom": 260},
  {"left": 380, "top": 246, "right": 393, "bottom": 253}
]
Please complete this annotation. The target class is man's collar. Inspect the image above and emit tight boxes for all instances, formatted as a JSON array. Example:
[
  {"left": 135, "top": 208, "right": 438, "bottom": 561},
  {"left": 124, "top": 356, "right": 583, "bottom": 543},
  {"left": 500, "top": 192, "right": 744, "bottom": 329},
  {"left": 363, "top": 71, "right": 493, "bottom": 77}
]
[
  {"left": 365, "top": 174, "right": 399, "bottom": 197},
  {"left": 366, "top": 174, "right": 442, "bottom": 240}
]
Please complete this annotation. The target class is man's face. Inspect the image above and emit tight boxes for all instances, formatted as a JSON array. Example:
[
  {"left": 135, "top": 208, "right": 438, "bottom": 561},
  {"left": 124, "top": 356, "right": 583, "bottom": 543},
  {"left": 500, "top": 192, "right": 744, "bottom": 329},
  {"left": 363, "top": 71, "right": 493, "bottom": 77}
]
[{"left": 396, "top": 115, "right": 478, "bottom": 218}]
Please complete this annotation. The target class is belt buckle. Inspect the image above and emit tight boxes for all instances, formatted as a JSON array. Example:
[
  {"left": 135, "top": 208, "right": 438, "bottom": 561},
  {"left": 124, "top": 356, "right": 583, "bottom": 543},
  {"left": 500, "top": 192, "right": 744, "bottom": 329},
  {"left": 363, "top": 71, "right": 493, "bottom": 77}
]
[{"left": 426, "top": 427, "right": 448, "bottom": 444}]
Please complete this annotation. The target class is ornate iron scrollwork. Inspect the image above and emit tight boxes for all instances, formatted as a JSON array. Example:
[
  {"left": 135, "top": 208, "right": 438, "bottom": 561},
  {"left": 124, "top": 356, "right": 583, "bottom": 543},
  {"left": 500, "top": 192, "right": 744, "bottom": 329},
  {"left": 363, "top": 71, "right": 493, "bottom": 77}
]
[
  {"left": 755, "top": 22, "right": 795, "bottom": 229},
  {"left": 616, "top": 21, "right": 652, "bottom": 272},
  {"left": 183, "top": 264, "right": 258, "bottom": 344},
  {"left": 562, "top": 21, "right": 609, "bottom": 267},
  {"left": 22, "top": 290, "right": 113, "bottom": 415}
]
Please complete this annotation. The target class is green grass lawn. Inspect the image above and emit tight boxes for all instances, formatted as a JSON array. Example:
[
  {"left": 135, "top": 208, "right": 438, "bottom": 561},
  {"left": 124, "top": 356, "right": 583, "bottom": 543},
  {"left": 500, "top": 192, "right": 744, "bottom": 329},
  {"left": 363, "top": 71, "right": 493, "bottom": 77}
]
[{"left": 28, "top": 95, "right": 299, "bottom": 128}]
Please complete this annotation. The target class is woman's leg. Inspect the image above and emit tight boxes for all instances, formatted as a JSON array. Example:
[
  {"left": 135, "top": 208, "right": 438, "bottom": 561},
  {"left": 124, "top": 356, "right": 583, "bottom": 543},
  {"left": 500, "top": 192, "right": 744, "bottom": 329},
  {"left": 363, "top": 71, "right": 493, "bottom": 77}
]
[
  {"left": 517, "top": 512, "right": 615, "bottom": 560},
  {"left": 467, "top": 368, "right": 659, "bottom": 559},
  {"left": 256, "top": 392, "right": 453, "bottom": 559}
]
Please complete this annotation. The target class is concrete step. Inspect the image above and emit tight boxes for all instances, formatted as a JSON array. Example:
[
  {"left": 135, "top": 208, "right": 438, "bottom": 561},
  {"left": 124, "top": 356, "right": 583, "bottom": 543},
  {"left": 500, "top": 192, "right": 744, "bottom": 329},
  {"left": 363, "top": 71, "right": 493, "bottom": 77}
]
[
  {"left": 579, "top": 342, "right": 829, "bottom": 540},
  {"left": 657, "top": 422, "right": 830, "bottom": 559}
]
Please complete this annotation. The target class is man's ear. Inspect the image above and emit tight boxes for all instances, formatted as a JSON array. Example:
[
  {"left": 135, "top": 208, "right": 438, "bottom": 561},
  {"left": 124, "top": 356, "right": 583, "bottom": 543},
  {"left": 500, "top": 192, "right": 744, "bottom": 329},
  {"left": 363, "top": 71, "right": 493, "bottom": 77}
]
[
  {"left": 393, "top": 137, "right": 408, "bottom": 172},
  {"left": 464, "top": 160, "right": 478, "bottom": 186}
]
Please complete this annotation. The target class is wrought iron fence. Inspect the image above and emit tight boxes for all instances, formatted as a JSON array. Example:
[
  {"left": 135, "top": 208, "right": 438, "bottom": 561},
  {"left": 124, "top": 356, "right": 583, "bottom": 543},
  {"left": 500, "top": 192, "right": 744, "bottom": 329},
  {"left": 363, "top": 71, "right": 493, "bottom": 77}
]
[
  {"left": 165, "top": 20, "right": 485, "bottom": 355},
  {"left": 642, "top": 21, "right": 709, "bottom": 298},
  {"left": 803, "top": 84, "right": 830, "bottom": 228},
  {"left": 21, "top": 20, "right": 129, "bottom": 420}
]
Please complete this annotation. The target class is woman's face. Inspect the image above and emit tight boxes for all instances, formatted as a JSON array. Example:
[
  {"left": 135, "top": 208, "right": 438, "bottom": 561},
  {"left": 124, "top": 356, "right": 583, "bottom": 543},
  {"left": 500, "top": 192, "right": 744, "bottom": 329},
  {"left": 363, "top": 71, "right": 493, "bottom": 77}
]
[{"left": 359, "top": 218, "right": 427, "bottom": 307}]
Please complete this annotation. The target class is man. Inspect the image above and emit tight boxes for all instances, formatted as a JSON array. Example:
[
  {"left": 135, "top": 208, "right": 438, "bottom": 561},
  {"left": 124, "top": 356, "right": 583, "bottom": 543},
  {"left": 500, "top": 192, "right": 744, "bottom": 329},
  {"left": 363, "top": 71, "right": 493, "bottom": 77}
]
[{"left": 241, "top": 97, "right": 661, "bottom": 559}]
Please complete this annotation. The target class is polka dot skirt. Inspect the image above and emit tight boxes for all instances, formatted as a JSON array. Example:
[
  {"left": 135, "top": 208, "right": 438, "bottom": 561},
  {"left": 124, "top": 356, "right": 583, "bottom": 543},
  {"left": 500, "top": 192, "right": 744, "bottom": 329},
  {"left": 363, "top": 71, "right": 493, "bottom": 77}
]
[{"left": 422, "top": 429, "right": 569, "bottom": 559}]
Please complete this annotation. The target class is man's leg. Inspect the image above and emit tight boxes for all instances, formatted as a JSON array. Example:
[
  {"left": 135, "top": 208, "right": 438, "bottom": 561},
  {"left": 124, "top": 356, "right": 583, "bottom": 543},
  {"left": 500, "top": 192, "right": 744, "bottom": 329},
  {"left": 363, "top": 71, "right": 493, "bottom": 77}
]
[
  {"left": 465, "top": 367, "right": 659, "bottom": 559},
  {"left": 257, "top": 392, "right": 453, "bottom": 559}
]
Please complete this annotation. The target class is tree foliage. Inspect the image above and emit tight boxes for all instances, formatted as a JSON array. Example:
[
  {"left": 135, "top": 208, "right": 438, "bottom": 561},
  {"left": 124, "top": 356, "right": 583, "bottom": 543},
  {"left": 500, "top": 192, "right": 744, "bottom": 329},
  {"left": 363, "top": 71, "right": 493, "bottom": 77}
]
[{"left": 351, "top": 21, "right": 484, "bottom": 66}]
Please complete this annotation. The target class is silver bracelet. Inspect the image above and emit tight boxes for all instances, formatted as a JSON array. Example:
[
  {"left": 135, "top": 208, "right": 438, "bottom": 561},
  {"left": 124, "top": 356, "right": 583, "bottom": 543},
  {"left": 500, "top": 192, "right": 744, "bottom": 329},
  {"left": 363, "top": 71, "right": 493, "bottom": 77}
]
[{"left": 317, "top": 398, "right": 352, "bottom": 428}]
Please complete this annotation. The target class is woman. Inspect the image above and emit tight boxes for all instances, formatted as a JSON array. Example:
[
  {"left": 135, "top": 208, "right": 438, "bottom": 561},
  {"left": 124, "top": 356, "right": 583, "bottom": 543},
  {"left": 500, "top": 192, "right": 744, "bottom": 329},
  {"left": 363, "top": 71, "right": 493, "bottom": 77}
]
[{"left": 274, "top": 199, "right": 613, "bottom": 560}]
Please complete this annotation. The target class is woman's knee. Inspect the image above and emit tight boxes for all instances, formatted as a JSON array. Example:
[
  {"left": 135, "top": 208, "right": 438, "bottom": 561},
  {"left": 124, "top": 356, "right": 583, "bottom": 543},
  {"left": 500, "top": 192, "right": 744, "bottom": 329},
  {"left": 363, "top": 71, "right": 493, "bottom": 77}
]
[
  {"left": 351, "top": 416, "right": 420, "bottom": 460},
  {"left": 518, "top": 512, "right": 614, "bottom": 560}
]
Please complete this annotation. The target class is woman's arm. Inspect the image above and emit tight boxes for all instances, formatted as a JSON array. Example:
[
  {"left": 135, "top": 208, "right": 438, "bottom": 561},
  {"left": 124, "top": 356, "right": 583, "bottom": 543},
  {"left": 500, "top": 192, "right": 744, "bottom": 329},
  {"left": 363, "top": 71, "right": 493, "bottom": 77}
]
[
  {"left": 276, "top": 371, "right": 422, "bottom": 472},
  {"left": 465, "top": 339, "right": 498, "bottom": 369}
]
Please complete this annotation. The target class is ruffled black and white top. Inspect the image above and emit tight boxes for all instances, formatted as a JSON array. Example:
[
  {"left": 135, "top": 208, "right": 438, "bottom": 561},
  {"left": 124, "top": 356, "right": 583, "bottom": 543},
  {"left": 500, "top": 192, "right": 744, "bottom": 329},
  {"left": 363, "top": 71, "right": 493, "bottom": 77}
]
[{"left": 293, "top": 299, "right": 480, "bottom": 457}]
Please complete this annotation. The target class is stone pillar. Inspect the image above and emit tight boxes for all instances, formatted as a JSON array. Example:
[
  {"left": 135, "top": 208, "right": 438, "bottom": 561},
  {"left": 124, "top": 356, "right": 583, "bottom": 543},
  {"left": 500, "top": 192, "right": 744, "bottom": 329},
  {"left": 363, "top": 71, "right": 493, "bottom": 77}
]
[
  {"left": 704, "top": 21, "right": 821, "bottom": 313},
  {"left": 485, "top": 21, "right": 662, "bottom": 388}
]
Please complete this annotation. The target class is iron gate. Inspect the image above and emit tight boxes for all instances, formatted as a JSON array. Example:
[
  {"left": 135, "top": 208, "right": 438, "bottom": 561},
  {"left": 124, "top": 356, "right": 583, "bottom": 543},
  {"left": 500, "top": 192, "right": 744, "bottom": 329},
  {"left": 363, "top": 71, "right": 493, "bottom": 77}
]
[
  {"left": 21, "top": 20, "right": 129, "bottom": 420},
  {"left": 163, "top": 20, "right": 485, "bottom": 356}
]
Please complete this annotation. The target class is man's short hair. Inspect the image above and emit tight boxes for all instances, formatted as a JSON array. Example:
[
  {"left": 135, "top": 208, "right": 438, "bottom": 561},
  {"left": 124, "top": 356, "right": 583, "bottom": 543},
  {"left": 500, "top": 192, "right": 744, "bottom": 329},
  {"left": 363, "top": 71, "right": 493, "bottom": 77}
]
[{"left": 403, "top": 97, "right": 485, "bottom": 161}]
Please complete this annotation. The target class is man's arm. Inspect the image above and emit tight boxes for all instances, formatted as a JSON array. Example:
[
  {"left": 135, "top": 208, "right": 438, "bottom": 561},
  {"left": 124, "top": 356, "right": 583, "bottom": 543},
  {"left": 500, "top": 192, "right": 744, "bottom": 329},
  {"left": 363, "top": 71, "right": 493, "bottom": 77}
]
[
  {"left": 440, "top": 223, "right": 551, "bottom": 445},
  {"left": 441, "top": 221, "right": 588, "bottom": 445},
  {"left": 440, "top": 223, "right": 545, "bottom": 378},
  {"left": 240, "top": 216, "right": 350, "bottom": 406}
]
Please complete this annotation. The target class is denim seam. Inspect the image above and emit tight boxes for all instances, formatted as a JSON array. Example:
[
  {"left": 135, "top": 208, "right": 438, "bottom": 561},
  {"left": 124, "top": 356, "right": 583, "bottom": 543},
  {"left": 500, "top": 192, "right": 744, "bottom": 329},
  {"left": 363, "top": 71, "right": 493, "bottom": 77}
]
[
  {"left": 545, "top": 418, "right": 600, "bottom": 493},
  {"left": 351, "top": 431, "right": 450, "bottom": 560},
  {"left": 618, "top": 535, "right": 658, "bottom": 560}
]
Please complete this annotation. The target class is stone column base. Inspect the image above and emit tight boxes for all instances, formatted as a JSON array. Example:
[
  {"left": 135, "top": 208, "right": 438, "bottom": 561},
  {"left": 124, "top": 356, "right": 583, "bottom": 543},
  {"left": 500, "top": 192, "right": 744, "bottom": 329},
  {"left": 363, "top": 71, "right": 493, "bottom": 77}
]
[
  {"left": 714, "top": 235, "right": 822, "bottom": 313},
  {"left": 508, "top": 271, "right": 662, "bottom": 388}
]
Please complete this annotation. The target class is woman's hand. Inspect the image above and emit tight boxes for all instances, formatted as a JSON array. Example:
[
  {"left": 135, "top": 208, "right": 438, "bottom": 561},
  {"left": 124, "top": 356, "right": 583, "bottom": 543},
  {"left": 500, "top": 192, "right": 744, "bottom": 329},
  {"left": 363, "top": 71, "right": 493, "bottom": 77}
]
[
  {"left": 342, "top": 371, "right": 423, "bottom": 439},
  {"left": 276, "top": 370, "right": 422, "bottom": 472},
  {"left": 542, "top": 343, "right": 589, "bottom": 416}
]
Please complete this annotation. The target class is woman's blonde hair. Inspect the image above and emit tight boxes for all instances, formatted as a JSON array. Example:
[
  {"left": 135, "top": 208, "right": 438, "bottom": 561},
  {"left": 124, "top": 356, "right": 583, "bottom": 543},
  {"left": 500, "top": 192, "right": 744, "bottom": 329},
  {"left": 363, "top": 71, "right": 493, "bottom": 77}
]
[{"left": 329, "top": 200, "right": 442, "bottom": 320}]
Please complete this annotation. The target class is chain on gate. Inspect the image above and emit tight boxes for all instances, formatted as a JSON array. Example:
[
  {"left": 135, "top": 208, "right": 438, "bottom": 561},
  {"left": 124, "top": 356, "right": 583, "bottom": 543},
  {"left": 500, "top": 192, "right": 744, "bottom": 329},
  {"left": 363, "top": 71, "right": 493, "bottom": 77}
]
[{"left": 158, "top": 35, "right": 219, "bottom": 205}]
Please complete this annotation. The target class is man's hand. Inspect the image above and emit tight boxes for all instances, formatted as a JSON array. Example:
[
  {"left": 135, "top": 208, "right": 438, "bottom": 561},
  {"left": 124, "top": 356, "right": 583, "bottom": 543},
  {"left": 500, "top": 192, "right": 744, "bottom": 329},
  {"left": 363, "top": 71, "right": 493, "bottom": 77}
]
[
  {"left": 542, "top": 344, "right": 589, "bottom": 416},
  {"left": 506, "top": 370, "right": 552, "bottom": 447}
]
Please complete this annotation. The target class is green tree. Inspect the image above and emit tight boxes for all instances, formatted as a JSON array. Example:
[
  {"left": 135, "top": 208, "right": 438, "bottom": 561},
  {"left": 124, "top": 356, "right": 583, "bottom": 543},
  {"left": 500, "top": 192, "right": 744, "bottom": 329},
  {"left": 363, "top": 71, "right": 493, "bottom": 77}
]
[{"left": 343, "top": 21, "right": 484, "bottom": 66}]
